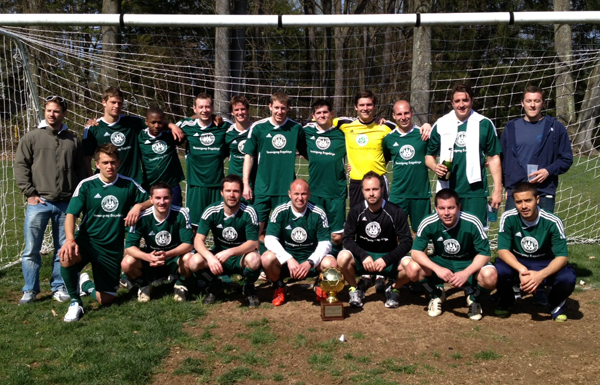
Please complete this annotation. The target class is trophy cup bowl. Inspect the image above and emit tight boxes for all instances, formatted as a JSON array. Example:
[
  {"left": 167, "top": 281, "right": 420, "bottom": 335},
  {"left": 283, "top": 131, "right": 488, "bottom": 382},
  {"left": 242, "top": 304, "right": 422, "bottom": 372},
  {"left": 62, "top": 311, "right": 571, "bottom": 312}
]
[{"left": 319, "top": 267, "right": 345, "bottom": 304}]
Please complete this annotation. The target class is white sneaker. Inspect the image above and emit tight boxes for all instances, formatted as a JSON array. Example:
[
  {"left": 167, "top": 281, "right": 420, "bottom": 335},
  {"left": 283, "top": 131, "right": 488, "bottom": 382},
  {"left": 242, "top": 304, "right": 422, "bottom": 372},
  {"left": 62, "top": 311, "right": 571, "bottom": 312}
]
[
  {"left": 79, "top": 272, "right": 91, "bottom": 297},
  {"left": 173, "top": 284, "right": 187, "bottom": 302},
  {"left": 64, "top": 301, "right": 84, "bottom": 322},
  {"left": 138, "top": 285, "right": 152, "bottom": 303},
  {"left": 468, "top": 301, "right": 483, "bottom": 321},
  {"left": 428, "top": 297, "right": 443, "bottom": 317},
  {"left": 52, "top": 287, "right": 71, "bottom": 302}
]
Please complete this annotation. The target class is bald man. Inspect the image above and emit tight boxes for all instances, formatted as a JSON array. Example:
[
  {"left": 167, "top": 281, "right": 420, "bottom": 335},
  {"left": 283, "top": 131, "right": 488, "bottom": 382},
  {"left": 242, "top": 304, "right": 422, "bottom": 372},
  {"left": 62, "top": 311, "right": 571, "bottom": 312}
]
[
  {"left": 382, "top": 100, "right": 432, "bottom": 234},
  {"left": 261, "top": 179, "right": 337, "bottom": 306}
]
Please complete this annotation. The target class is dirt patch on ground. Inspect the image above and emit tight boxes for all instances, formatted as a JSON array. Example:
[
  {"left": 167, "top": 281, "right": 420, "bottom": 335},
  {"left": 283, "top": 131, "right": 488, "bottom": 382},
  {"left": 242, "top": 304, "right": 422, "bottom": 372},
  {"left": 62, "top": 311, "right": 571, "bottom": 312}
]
[{"left": 153, "top": 281, "right": 600, "bottom": 385}]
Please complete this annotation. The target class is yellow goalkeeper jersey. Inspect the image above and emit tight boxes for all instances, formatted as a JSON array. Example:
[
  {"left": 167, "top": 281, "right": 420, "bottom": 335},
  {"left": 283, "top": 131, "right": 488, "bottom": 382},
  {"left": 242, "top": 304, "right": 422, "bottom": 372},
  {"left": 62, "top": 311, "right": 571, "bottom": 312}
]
[{"left": 337, "top": 117, "right": 394, "bottom": 180}]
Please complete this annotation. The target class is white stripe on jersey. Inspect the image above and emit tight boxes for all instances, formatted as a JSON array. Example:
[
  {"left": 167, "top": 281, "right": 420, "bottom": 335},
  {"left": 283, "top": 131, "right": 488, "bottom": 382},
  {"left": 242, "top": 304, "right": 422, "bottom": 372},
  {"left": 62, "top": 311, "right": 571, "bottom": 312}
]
[
  {"left": 240, "top": 203, "right": 259, "bottom": 226},
  {"left": 119, "top": 175, "right": 147, "bottom": 193},
  {"left": 460, "top": 212, "right": 488, "bottom": 240},
  {"left": 498, "top": 208, "right": 519, "bottom": 232},
  {"left": 307, "top": 202, "right": 329, "bottom": 228},
  {"left": 201, "top": 202, "right": 225, "bottom": 221},
  {"left": 247, "top": 118, "right": 271, "bottom": 139},
  {"left": 416, "top": 213, "right": 439, "bottom": 237},
  {"left": 539, "top": 210, "right": 566, "bottom": 239},
  {"left": 72, "top": 174, "right": 102, "bottom": 197},
  {"left": 269, "top": 201, "right": 292, "bottom": 223},
  {"left": 171, "top": 205, "right": 192, "bottom": 229}
]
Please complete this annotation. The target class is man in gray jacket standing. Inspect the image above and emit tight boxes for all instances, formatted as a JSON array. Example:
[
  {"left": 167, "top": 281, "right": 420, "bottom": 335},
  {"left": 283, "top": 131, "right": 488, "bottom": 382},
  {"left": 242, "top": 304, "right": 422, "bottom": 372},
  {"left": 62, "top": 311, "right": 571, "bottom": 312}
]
[{"left": 14, "top": 96, "right": 86, "bottom": 305}]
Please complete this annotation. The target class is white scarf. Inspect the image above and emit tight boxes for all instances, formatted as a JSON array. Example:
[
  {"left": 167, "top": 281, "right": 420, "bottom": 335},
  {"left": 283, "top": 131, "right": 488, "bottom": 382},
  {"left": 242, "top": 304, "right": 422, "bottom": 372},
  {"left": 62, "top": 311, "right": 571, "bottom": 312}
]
[{"left": 435, "top": 110, "right": 483, "bottom": 191}]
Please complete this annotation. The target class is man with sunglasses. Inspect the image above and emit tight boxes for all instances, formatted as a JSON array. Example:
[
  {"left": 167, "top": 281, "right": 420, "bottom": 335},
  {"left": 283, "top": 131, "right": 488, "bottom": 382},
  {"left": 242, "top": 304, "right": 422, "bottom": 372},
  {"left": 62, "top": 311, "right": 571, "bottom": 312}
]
[{"left": 15, "top": 96, "right": 86, "bottom": 305}]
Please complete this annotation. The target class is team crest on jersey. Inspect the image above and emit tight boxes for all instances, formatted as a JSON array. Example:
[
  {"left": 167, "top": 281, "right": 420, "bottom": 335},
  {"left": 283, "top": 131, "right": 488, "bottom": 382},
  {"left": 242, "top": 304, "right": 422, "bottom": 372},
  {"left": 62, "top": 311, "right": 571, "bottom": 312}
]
[
  {"left": 272, "top": 134, "right": 287, "bottom": 149},
  {"left": 521, "top": 236, "right": 539, "bottom": 253},
  {"left": 199, "top": 132, "right": 215, "bottom": 146},
  {"left": 222, "top": 226, "right": 238, "bottom": 241},
  {"left": 155, "top": 231, "right": 172, "bottom": 246},
  {"left": 152, "top": 140, "right": 168, "bottom": 154},
  {"left": 291, "top": 227, "right": 307, "bottom": 243},
  {"left": 356, "top": 134, "right": 368, "bottom": 147},
  {"left": 455, "top": 132, "right": 467, "bottom": 148},
  {"left": 399, "top": 145, "right": 415, "bottom": 160},
  {"left": 110, "top": 132, "right": 126, "bottom": 147},
  {"left": 443, "top": 239, "right": 461, "bottom": 254},
  {"left": 315, "top": 136, "right": 331, "bottom": 150},
  {"left": 101, "top": 195, "right": 119, "bottom": 212},
  {"left": 237, "top": 139, "right": 246, "bottom": 154},
  {"left": 365, "top": 222, "right": 381, "bottom": 238}
]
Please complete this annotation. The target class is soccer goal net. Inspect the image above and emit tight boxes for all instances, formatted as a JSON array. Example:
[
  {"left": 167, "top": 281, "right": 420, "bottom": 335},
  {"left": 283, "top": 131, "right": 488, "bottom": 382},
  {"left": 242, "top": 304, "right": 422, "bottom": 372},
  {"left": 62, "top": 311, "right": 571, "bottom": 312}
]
[{"left": 1, "top": 17, "right": 599, "bottom": 267}]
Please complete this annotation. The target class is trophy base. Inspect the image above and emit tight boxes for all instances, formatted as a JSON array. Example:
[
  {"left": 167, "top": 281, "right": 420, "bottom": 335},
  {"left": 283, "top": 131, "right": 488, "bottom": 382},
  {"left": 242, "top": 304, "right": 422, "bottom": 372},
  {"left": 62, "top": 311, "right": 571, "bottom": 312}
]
[{"left": 321, "top": 301, "right": 344, "bottom": 321}]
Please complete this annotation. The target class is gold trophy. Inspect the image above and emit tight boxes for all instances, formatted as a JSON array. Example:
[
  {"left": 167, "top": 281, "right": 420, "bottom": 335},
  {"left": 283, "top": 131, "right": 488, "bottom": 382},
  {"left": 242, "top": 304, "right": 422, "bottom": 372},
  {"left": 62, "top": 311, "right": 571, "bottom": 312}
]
[{"left": 319, "top": 267, "right": 345, "bottom": 321}]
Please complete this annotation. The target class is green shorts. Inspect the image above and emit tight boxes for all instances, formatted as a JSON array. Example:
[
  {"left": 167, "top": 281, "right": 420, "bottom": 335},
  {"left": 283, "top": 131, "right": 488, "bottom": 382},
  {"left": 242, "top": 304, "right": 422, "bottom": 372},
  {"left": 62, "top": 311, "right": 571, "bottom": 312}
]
[
  {"left": 186, "top": 185, "right": 221, "bottom": 226},
  {"left": 390, "top": 197, "right": 431, "bottom": 232},
  {"left": 141, "top": 255, "right": 181, "bottom": 281},
  {"left": 428, "top": 255, "right": 493, "bottom": 287},
  {"left": 352, "top": 251, "right": 399, "bottom": 279},
  {"left": 75, "top": 239, "right": 123, "bottom": 294},
  {"left": 310, "top": 195, "right": 346, "bottom": 234},
  {"left": 221, "top": 254, "right": 244, "bottom": 276},
  {"left": 253, "top": 195, "right": 289, "bottom": 223},
  {"left": 459, "top": 197, "right": 488, "bottom": 228}
]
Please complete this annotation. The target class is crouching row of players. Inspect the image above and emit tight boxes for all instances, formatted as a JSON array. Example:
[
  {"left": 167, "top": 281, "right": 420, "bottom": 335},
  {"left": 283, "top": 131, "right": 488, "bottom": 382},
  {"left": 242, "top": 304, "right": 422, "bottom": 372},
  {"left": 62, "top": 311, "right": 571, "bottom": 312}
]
[{"left": 59, "top": 144, "right": 575, "bottom": 322}]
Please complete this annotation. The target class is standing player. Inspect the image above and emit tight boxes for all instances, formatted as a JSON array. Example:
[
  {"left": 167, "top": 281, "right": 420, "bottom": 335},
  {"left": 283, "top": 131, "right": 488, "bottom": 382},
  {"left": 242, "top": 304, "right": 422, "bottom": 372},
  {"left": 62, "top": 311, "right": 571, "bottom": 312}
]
[
  {"left": 14, "top": 96, "right": 86, "bottom": 304},
  {"left": 494, "top": 182, "right": 575, "bottom": 321},
  {"left": 187, "top": 174, "right": 261, "bottom": 307},
  {"left": 303, "top": 99, "right": 347, "bottom": 249},
  {"left": 261, "top": 179, "right": 336, "bottom": 306},
  {"left": 426, "top": 83, "right": 503, "bottom": 227},
  {"left": 409, "top": 189, "right": 497, "bottom": 320},
  {"left": 58, "top": 144, "right": 150, "bottom": 322},
  {"left": 225, "top": 95, "right": 255, "bottom": 185},
  {"left": 176, "top": 93, "right": 230, "bottom": 226},
  {"left": 242, "top": 92, "right": 307, "bottom": 236},
  {"left": 138, "top": 107, "right": 185, "bottom": 206},
  {"left": 501, "top": 86, "right": 573, "bottom": 213},
  {"left": 337, "top": 172, "right": 413, "bottom": 309},
  {"left": 383, "top": 100, "right": 432, "bottom": 234},
  {"left": 122, "top": 182, "right": 194, "bottom": 302}
]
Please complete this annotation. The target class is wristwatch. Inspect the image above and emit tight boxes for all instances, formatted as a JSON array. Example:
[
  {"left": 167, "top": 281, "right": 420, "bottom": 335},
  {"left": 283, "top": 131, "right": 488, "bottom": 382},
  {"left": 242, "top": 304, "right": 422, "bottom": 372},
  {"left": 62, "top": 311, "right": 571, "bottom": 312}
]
[{"left": 307, "top": 260, "right": 315, "bottom": 268}]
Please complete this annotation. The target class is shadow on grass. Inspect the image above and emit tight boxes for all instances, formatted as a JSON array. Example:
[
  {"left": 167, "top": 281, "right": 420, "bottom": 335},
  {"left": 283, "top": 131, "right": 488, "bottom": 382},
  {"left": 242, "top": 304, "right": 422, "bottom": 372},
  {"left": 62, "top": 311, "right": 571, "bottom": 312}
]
[{"left": 569, "top": 262, "right": 593, "bottom": 278}]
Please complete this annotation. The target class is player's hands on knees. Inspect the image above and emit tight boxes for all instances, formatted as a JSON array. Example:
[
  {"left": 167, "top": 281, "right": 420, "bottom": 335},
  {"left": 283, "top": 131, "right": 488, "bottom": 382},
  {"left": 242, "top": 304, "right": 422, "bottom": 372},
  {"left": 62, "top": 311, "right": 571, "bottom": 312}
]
[
  {"left": 207, "top": 257, "right": 224, "bottom": 276},
  {"left": 59, "top": 241, "right": 78, "bottom": 264},
  {"left": 520, "top": 270, "right": 543, "bottom": 294},
  {"left": 148, "top": 250, "right": 166, "bottom": 267},
  {"left": 243, "top": 186, "right": 253, "bottom": 201},
  {"left": 373, "top": 259, "right": 387, "bottom": 273},
  {"left": 434, "top": 164, "right": 448, "bottom": 178},
  {"left": 449, "top": 270, "right": 470, "bottom": 288},
  {"left": 434, "top": 266, "right": 453, "bottom": 283},
  {"left": 363, "top": 256, "right": 376, "bottom": 273},
  {"left": 215, "top": 249, "right": 232, "bottom": 264}
]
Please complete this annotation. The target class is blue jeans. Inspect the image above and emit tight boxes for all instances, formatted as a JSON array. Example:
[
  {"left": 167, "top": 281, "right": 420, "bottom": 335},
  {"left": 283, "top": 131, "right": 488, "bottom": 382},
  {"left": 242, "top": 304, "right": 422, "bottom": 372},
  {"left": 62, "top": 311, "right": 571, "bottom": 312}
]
[{"left": 21, "top": 199, "right": 69, "bottom": 293}]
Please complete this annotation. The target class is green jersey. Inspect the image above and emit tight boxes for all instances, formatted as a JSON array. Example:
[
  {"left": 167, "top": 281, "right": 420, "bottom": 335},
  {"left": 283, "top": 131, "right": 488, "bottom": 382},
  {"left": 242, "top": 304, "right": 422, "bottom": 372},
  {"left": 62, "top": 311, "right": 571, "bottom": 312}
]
[
  {"left": 383, "top": 126, "right": 431, "bottom": 200},
  {"left": 83, "top": 116, "right": 145, "bottom": 184},
  {"left": 138, "top": 128, "right": 185, "bottom": 190},
  {"left": 177, "top": 118, "right": 229, "bottom": 188},
  {"left": 243, "top": 118, "right": 307, "bottom": 197},
  {"left": 68, "top": 174, "right": 148, "bottom": 251},
  {"left": 125, "top": 205, "right": 193, "bottom": 252},
  {"left": 266, "top": 202, "right": 330, "bottom": 260},
  {"left": 498, "top": 208, "right": 568, "bottom": 260},
  {"left": 414, "top": 211, "right": 491, "bottom": 260},
  {"left": 224, "top": 121, "right": 256, "bottom": 181},
  {"left": 427, "top": 116, "right": 501, "bottom": 198},
  {"left": 303, "top": 123, "right": 347, "bottom": 199},
  {"left": 197, "top": 201, "right": 259, "bottom": 252}
]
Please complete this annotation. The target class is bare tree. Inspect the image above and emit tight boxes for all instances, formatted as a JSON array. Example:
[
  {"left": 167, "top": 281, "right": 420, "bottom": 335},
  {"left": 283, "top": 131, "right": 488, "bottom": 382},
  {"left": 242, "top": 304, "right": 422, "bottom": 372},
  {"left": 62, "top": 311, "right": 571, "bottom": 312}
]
[
  {"left": 410, "top": 0, "right": 432, "bottom": 126},
  {"left": 101, "top": 0, "right": 121, "bottom": 88},
  {"left": 214, "top": 0, "right": 231, "bottom": 115}
]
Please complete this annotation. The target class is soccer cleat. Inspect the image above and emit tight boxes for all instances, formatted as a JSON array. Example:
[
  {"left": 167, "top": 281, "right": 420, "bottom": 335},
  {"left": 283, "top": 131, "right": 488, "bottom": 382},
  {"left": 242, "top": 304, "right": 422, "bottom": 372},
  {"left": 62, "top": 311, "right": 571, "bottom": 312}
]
[
  {"left": 554, "top": 314, "right": 568, "bottom": 322},
  {"left": 79, "top": 272, "right": 91, "bottom": 297},
  {"left": 384, "top": 286, "right": 401, "bottom": 308},
  {"left": 494, "top": 307, "right": 511, "bottom": 318},
  {"left": 64, "top": 301, "right": 84, "bottom": 322},
  {"left": 375, "top": 277, "right": 387, "bottom": 294},
  {"left": 427, "top": 297, "right": 443, "bottom": 317},
  {"left": 243, "top": 281, "right": 260, "bottom": 308},
  {"left": 119, "top": 275, "right": 135, "bottom": 290},
  {"left": 18, "top": 290, "right": 38, "bottom": 305},
  {"left": 551, "top": 300, "right": 567, "bottom": 322},
  {"left": 52, "top": 287, "right": 71, "bottom": 302},
  {"left": 137, "top": 285, "right": 152, "bottom": 303},
  {"left": 348, "top": 287, "right": 364, "bottom": 307},
  {"left": 173, "top": 284, "right": 188, "bottom": 302},
  {"left": 272, "top": 287, "right": 286, "bottom": 306},
  {"left": 468, "top": 301, "right": 483, "bottom": 321},
  {"left": 315, "top": 286, "right": 327, "bottom": 302},
  {"left": 357, "top": 277, "right": 373, "bottom": 293},
  {"left": 203, "top": 292, "right": 217, "bottom": 305}
]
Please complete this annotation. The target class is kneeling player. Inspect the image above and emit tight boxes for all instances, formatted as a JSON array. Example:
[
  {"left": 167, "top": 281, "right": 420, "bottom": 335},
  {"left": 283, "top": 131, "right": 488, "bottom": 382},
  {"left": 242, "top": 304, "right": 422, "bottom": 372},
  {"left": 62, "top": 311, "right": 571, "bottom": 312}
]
[
  {"left": 58, "top": 144, "right": 150, "bottom": 322},
  {"left": 187, "top": 174, "right": 262, "bottom": 307},
  {"left": 122, "top": 182, "right": 194, "bottom": 302},
  {"left": 495, "top": 182, "right": 575, "bottom": 321},
  {"left": 337, "top": 172, "right": 413, "bottom": 308},
  {"left": 408, "top": 189, "right": 497, "bottom": 320},
  {"left": 261, "top": 179, "right": 336, "bottom": 306}
]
